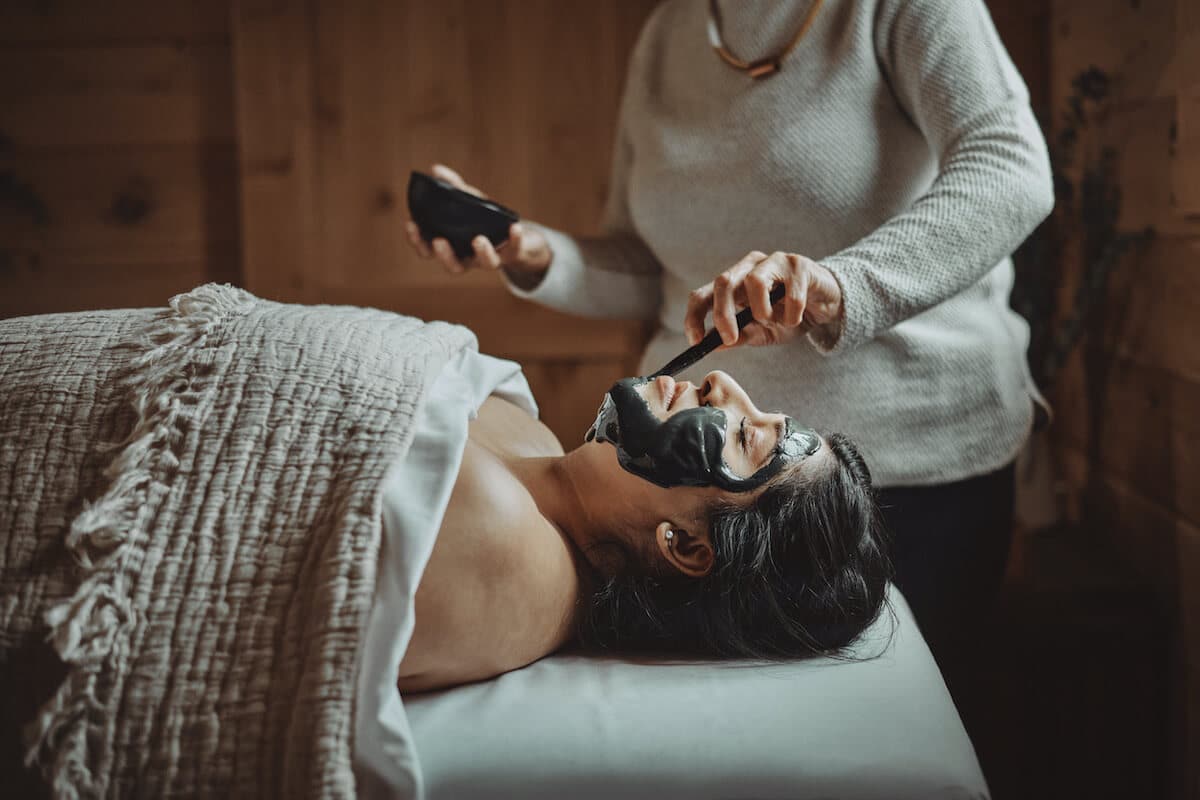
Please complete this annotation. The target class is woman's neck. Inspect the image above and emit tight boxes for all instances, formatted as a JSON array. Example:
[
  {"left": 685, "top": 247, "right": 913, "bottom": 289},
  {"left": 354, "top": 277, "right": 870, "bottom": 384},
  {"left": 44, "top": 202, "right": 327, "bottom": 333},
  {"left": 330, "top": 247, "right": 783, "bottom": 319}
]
[{"left": 508, "top": 452, "right": 631, "bottom": 561}]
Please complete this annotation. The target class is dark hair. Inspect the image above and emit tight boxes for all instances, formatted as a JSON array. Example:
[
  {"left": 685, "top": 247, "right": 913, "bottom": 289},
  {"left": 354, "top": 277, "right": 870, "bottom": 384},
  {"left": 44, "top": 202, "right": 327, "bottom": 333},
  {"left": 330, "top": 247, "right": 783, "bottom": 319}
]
[{"left": 575, "top": 432, "right": 893, "bottom": 659}]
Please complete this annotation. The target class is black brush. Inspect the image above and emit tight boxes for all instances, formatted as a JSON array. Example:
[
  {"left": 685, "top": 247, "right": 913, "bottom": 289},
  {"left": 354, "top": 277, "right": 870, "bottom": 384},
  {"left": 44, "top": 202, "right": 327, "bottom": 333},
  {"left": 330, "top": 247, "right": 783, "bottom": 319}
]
[{"left": 650, "top": 285, "right": 786, "bottom": 377}]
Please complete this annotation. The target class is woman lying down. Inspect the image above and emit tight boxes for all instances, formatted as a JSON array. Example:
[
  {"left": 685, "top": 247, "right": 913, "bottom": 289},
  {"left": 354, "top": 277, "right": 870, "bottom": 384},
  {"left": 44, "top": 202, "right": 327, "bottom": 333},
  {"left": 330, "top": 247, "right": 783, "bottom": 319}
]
[
  {"left": 397, "top": 351, "right": 894, "bottom": 693},
  {"left": 1, "top": 283, "right": 890, "bottom": 796}
]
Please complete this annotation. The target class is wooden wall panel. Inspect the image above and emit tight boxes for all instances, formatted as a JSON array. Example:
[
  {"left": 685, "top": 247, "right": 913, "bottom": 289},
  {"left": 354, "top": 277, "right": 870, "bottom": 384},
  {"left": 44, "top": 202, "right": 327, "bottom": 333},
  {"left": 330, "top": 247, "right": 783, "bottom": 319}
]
[
  {"left": 0, "top": 2, "right": 230, "bottom": 45},
  {"left": 1174, "top": 0, "right": 1200, "bottom": 217},
  {"left": 0, "top": 147, "right": 239, "bottom": 266},
  {"left": 1052, "top": 0, "right": 1189, "bottom": 106},
  {"left": 233, "top": 0, "right": 658, "bottom": 443},
  {"left": 0, "top": 44, "right": 235, "bottom": 148},
  {"left": 297, "top": 0, "right": 653, "bottom": 291},
  {"left": 230, "top": 0, "right": 319, "bottom": 296},
  {"left": 1055, "top": 349, "right": 1200, "bottom": 530},
  {"left": 1096, "top": 235, "right": 1200, "bottom": 382},
  {"left": 0, "top": 2, "right": 240, "bottom": 320},
  {"left": 1102, "top": 99, "right": 1200, "bottom": 237},
  {"left": 1051, "top": 1, "right": 1200, "bottom": 794},
  {"left": 0, "top": 146, "right": 240, "bottom": 317}
]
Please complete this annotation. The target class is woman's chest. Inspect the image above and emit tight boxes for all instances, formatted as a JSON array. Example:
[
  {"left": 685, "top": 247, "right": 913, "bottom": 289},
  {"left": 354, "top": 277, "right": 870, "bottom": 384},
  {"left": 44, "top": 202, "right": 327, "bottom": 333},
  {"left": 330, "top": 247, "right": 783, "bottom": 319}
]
[
  {"left": 399, "top": 436, "right": 576, "bottom": 691},
  {"left": 467, "top": 396, "right": 564, "bottom": 459}
]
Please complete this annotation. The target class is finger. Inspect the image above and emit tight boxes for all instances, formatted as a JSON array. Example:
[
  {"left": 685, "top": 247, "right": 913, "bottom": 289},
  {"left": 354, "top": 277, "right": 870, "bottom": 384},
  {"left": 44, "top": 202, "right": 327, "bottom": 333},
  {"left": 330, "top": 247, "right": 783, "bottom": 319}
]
[
  {"left": 745, "top": 255, "right": 785, "bottom": 325},
  {"left": 684, "top": 284, "right": 715, "bottom": 345},
  {"left": 405, "top": 221, "right": 434, "bottom": 258},
  {"left": 712, "top": 252, "right": 763, "bottom": 345},
  {"left": 784, "top": 255, "right": 810, "bottom": 327},
  {"left": 472, "top": 236, "right": 501, "bottom": 270},
  {"left": 734, "top": 321, "right": 803, "bottom": 348},
  {"left": 805, "top": 262, "right": 843, "bottom": 325},
  {"left": 431, "top": 163, "right": 484, "bottom": 198},
  {"left": 498, "top": 222, "right": 522, "bottom": 260},
  {"left": 714, "top": 322, "right": 774, "bottom": 349},
  {"left": 432, "top": 238, "right": 466, "bottom": 274}
]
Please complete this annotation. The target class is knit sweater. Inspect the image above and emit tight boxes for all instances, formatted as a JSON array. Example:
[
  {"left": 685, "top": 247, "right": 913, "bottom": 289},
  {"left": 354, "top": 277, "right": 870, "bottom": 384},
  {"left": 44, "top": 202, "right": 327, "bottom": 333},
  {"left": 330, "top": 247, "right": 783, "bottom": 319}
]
[{"left": 508, "top": 0, "right": 1054, "bottom": 487}]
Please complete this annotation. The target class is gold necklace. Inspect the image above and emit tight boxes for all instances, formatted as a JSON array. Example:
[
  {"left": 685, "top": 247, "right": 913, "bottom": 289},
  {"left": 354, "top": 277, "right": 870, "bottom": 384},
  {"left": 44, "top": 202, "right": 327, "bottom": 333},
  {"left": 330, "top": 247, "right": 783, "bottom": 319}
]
[{"left": 706, "top": 0, "right": 825, "bottom": 79}]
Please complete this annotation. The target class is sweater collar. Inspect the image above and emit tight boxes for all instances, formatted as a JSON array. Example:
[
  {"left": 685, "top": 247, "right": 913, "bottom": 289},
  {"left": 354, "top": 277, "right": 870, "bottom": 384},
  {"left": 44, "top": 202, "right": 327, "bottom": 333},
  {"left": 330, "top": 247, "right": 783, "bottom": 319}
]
[{"left": 710, "top": 0, "right": 821, "bottom": 63}]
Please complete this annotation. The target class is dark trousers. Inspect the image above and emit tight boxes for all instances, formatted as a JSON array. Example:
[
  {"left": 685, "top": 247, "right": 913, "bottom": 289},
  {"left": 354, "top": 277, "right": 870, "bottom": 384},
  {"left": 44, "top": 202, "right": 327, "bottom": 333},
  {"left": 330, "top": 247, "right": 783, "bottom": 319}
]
[{"left": 877, "top": 461, "right": 1016, "bottom": 668}]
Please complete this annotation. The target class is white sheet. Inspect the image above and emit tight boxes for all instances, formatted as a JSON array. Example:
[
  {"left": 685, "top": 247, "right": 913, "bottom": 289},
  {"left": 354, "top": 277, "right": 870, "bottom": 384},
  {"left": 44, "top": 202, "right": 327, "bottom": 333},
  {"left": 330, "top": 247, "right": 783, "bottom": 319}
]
[
  {"left": 353, "top": 349, "right": 537, "bottom": 799},
  {"left": 404, "top": 587, "right": 989, "bottom": 800},
  {"left": 354, "top": 354, "right": 989, "bottom": 800}
]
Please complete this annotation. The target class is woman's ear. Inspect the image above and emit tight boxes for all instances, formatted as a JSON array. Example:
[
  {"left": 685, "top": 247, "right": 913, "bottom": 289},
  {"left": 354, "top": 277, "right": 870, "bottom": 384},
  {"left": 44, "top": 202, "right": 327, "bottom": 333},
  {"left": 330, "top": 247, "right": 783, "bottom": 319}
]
[{"left": 655, "top": 521, "right": 714, "bottom": 578}]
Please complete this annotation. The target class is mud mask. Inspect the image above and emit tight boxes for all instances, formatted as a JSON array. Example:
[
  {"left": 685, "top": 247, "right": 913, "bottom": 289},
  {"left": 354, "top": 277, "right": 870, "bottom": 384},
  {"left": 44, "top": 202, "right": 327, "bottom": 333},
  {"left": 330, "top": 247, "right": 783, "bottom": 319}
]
[{"left": 584, "top": 378, "right": 821, "bottom": 492}]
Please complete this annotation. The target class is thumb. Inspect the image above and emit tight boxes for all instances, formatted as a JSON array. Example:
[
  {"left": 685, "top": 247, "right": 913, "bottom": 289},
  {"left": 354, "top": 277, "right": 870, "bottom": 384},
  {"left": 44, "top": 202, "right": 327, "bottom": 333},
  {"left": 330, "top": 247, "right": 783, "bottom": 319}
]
[
  {"left": 503, "top": 223, "right": 544, "bottom": 265},
  {"left": 431, "top": 163, "right": 485, "bottom": 198}
]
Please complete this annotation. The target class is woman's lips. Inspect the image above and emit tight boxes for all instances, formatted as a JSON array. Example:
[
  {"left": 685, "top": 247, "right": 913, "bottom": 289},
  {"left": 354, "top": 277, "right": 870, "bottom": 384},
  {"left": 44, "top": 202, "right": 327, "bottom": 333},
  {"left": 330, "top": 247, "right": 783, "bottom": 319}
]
[{"left": 656, "top": 375, "right": 677, "bottom": 410}]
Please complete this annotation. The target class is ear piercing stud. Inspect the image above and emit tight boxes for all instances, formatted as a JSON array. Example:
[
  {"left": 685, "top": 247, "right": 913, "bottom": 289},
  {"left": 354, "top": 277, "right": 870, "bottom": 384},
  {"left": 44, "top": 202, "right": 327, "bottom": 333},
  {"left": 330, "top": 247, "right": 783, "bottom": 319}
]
[{"left": 665, "top": 530, "right": 675, "bottom": 546}]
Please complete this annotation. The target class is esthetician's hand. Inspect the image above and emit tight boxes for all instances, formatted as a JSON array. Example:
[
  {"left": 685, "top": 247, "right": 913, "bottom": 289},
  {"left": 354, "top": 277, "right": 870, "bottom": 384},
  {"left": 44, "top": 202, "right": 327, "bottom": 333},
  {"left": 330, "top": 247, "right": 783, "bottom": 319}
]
[
  {"left": 404, "top": 164, "right": 552, "bottom": 285},
  {"left": 683, "top": 250, "right": 843, "bottom": 348}
]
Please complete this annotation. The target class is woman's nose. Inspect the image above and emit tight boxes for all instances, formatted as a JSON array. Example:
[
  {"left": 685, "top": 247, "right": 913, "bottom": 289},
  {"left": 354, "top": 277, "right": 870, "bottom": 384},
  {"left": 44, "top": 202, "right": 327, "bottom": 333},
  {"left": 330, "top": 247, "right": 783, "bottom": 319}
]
[{"left": 700, "top": 370, "right": 741, "bottom": 408}]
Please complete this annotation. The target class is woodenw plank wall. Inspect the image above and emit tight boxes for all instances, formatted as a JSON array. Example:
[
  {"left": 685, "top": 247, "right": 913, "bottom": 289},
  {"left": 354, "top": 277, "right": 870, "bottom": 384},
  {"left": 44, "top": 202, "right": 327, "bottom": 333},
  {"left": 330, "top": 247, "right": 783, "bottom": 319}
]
[
  {"left": 0, "top": 1, "right": 241, "bottom": 316},
  {"left": 1051, "top": 1, "right": 1200, "bottom": 796},
  {"left": 231, "top": 0, "right": 659, "bottom": 444}
]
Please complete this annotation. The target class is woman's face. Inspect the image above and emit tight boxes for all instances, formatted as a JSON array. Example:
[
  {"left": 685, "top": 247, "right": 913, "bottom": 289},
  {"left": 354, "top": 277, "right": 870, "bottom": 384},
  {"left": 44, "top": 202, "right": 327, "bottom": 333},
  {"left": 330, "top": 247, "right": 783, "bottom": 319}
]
[{"left": 585, "top": 370, "right": 823, "bottom": 493}]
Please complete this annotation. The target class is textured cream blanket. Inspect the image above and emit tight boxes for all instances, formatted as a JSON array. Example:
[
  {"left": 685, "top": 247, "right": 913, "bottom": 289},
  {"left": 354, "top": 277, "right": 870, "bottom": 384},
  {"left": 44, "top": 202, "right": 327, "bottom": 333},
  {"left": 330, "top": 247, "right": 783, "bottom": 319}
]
[{"left": 0, "top": 284, "right": 476, "bottom": 798}]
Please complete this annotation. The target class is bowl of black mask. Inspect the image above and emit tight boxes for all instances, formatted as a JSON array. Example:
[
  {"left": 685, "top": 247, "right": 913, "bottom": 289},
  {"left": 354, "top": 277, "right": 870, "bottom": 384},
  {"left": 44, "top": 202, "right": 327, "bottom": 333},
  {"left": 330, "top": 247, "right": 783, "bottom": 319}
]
[{"left": 407, "top": 170, "right": 520, "bottom": 259}]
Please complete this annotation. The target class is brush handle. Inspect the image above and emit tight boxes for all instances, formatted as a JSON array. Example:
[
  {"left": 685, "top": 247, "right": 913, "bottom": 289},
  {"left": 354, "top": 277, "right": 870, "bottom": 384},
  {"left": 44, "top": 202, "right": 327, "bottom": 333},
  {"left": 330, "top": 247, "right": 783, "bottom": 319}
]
[{"left": 650, "top": 285, "right": 786, "bottom": 378}]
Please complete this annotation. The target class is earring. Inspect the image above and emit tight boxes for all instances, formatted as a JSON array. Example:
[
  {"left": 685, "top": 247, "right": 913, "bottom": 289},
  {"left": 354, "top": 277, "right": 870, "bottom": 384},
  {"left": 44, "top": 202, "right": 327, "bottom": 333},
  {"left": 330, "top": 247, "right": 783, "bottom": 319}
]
[{"left": 664, "top": 530, "right": 675, "bottom": 546}]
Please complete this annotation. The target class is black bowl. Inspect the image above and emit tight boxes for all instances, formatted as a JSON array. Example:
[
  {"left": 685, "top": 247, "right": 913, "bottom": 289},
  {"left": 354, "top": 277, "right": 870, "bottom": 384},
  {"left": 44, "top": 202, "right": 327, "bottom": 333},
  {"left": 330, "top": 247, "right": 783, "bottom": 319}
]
[{"left": 407, "top": 170, "right": 520, "bottom": 259}]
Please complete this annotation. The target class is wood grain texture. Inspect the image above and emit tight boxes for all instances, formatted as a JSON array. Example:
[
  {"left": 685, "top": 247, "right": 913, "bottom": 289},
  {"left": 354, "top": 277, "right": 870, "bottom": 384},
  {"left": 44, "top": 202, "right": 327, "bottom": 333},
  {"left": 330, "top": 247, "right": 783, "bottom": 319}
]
[
  {"left": 0, "top": 257, "right": 238, "bottom": 319},
  {"left": 1059, "top": 444, "right": 1199, "bottom": 799},
  {"left": 1088, "top": 235, "right": 1200, "bottom": 382},
  {"left": 1175, "top": 0, "right": 1200, "bottom": 217},
  {"left": 233, "top": 0, "right": 659, "bottom": 444},
  {"left": 1052, "top": 0, "right": 1189, "bottom": 106},
  {"left": 300, "top": 0, "right": 653, "bottom": 290},
  {"left": 1051, "top": 2, "right": 1200, "bottom": 794},
  {"left": 0, "top": 146, "right": 240, "bottom": 269},
  {"left": 1055, "top": 347, "right": 1200, "bottom": 529},
  {"left": 1103, "top": 98, "right": 1200, "bottom": 237},
  {"left": 0, "top": 1, "right": 230, "bottom": 45},
  {"left": 0, "top": 2, "right": 240, "bottom": 321},
  {"left": 0, "top": 44, "right": 235, "bottom": 148},
  {"left": 231, "top": 0, "right": 319, "bottom": 296}
]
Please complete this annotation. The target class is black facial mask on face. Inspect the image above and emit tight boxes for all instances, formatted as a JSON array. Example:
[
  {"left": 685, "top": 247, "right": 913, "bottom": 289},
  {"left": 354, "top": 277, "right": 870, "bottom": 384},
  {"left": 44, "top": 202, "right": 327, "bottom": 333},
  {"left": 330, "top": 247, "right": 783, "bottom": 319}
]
[{"left": 584, "top": 378, "right": 821, "bottom": 493}]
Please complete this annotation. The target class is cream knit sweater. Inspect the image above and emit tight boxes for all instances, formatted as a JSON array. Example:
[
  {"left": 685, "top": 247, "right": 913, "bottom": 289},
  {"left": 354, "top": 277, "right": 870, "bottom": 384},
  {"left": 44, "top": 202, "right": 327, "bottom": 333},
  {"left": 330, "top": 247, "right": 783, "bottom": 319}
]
[{"left": 509, "top": 0, "right": 1053, "bottom": 487}]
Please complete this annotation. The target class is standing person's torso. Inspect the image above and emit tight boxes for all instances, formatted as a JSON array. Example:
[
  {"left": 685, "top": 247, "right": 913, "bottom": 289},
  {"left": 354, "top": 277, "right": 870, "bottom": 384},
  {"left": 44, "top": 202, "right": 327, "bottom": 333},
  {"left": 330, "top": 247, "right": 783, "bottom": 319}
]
[{"left": 622, "top": 0, "right": 1038, "bottom": 487}]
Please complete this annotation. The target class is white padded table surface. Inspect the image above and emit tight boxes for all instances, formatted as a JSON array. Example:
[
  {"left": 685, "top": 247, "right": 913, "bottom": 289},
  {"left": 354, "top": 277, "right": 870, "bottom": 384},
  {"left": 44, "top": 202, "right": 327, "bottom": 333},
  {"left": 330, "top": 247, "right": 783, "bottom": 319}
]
[{"left": 404, "top": 587, "right": 988, "bottom": 800}]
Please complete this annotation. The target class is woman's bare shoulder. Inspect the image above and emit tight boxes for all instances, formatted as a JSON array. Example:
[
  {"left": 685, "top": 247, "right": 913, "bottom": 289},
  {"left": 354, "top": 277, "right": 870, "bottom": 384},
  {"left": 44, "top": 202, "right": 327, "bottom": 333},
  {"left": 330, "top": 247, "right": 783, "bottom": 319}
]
[
  {"left": 398, "top": 441, "right": 579, "bottom": 693},
  {"left": 470, "top": 395, "right": 564, "bottom": 458}
]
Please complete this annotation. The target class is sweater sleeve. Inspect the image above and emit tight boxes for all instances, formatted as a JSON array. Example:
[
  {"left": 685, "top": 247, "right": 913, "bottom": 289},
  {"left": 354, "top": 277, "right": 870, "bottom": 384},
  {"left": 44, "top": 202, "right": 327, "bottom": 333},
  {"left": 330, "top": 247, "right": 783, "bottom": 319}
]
[
  {"left": 502, "top": 24, "right": 663, "bottom": 321},
  {"left": 813, "top": 0, "right": 1054, "bottom": 355}
]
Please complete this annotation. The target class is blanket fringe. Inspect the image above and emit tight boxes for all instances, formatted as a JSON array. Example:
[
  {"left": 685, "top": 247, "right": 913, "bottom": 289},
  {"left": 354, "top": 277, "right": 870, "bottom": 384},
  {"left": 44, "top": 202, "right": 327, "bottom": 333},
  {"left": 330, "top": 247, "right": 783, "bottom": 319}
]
[{"left": 22, "top": 284, "right": 256, "bottom": 794}]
